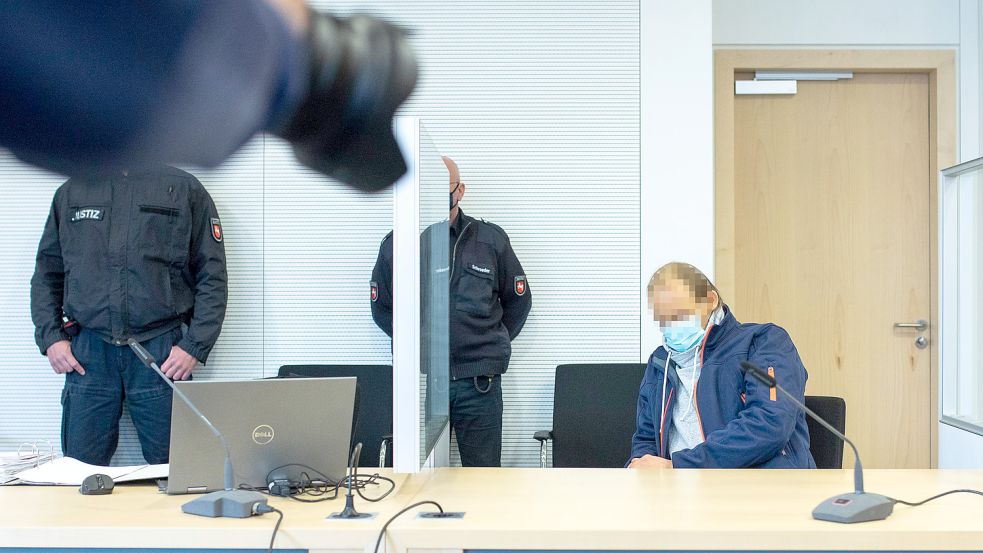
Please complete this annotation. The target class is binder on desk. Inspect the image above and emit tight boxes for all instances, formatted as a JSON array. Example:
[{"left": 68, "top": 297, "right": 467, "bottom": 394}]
[{"left": 10, "top": 456, "right": 168, "bottom": 486}]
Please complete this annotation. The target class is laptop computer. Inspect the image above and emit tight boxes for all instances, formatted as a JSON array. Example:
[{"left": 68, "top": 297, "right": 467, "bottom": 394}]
[{"left": 165, "top": 377, "right": 356, "bottom": 495}]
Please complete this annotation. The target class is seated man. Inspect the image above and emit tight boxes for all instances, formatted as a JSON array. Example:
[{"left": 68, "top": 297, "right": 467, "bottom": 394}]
[{"left": 629, "top": 262, "right": 816, "bottom": 469}]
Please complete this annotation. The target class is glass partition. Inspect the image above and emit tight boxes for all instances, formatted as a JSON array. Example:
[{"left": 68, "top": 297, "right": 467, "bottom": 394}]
[
  {"left": 418, "top": 125, "right": 450, "bottom": 465},
  {"left": 941, "top": 156, "right": 983, "bottom": 436},
  {"left": 391, "top": 117, "right": 449, "bottom": 472}
]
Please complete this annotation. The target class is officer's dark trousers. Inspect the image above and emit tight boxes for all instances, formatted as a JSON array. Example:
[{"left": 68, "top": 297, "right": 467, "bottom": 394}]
[
  {"left": 61, "top": 328, "right": 179, "bottom": 466},
  {"left": 449, "top": 374, "right": 503, "bottom": 467}
]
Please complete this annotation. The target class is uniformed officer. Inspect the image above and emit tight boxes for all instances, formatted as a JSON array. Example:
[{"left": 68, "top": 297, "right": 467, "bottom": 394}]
[
  {"left": 31, "top": 165, "right": 228, "bottom": 466},
  {"left": 371, "top": 157, "right": 531, "bottom": 467}
]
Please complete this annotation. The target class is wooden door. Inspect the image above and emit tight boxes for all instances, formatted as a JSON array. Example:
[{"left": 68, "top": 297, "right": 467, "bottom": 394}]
[{"left": 733, "top": 73, "right": 932, "bottom": 468}]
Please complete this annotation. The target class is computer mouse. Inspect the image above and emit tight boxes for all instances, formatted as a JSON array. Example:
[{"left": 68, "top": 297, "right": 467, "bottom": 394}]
[{"left": 79, "top": 473, "right": 114, "bottom": 495}]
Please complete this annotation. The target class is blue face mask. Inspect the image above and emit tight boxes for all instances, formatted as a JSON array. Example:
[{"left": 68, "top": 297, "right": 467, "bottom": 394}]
[{"left": 661, "top": 314, "right": 706, "bottom": 353}]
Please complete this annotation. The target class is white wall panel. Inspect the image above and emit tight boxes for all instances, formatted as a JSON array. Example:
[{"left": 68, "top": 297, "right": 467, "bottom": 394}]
[
  {"left": 316, "top": 0, "right": 642, "bottom": 466},
  {"left": 0, "top": 1, "right": 640, "bottom": 468}
]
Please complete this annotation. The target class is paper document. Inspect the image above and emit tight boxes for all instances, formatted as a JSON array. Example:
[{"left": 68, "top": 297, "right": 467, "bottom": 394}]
[{"left": 11, "top": 457, "right": 168, "bottom": 486}]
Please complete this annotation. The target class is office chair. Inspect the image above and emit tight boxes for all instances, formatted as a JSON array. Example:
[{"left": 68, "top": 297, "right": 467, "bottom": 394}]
[
  {"left": 277, "top": 364, "right": 393, "bottom": 469},
  {"left": 804, "top": 395, "right": 846, "bottom": 469},
  {"left": 533, "top": 363, "right": 647, "bottom": 468}
]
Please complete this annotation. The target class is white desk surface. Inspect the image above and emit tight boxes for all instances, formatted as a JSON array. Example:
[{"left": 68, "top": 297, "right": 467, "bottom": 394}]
[
  {"left": 4, "top": 468, "right": 983, "bottom": 552},
  {"left": 387, "top": 468, "right": 983, "bottom": 552},
  {"left": 0, "top": 469, "right": 430, "bottom": 552}
]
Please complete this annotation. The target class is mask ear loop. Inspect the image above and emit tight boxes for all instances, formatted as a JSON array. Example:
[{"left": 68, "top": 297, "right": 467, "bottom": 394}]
[
  {"left": 685, "top": 300, "right": 723, "bottom": 422},
  {"left": 680, "top": 302, "right": 713, "bottom": 420},
  {"left": 660, "top": 351, "right": 672, "bottom": 451}
]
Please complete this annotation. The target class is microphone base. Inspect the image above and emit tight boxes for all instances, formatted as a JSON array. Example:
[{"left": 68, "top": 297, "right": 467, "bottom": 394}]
[
  {"left": 327, "top": 493, "right": 376, "bottom": 520},
  {"left": 181, "top": 489, "right": 268, "bottom": 518},
  {"left": 812, "top": 492, "right": 894, "bottom": 524},
  {"left": 327, "top": 509, "right": 377, "bottom": 520}
]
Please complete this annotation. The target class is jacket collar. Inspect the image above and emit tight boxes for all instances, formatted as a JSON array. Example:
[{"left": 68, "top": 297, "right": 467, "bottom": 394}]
[
  {"left": 451, "top": 209, "right": 475, "bottom": 237},
  {"left": 704, "top": 304, "right": 738, "bottom": 350}
]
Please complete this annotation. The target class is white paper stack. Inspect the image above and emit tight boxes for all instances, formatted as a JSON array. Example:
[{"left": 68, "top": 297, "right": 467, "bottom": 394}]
[{"left": 11, "top": 457, "right": 168, "bottom": 486}]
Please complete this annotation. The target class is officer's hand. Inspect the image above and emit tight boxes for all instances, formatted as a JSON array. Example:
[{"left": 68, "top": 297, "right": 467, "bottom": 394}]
[
  {"left": 160, "top": 346, "right": 197, "bottom": 381},
  {"left": 46, "top": 340, "right": 85, "bottom": 376},
  {"left": 628, "top": 454, "right": 672, "bottom": 469}
]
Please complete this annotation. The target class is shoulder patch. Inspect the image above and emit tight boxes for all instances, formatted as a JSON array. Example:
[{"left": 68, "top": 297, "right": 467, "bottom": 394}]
[
  {"left": 211, "top": 218, "right": 223, "bottom": 242},
  {"left": 514, "top": 275, "right": 527, "bottom": 296}
]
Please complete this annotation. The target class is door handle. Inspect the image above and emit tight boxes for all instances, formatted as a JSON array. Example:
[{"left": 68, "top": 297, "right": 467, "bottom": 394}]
[{"left": 894, "top": 320, "right": 928, "bottom": 331}]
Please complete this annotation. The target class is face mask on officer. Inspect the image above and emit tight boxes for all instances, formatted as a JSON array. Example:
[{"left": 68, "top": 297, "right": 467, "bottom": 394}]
[
  {"left": 450, "top": 181, "right": 461, "bottom": 210},
  {"left": 445, "top": 157, "right": 463, "bottom": 212}
]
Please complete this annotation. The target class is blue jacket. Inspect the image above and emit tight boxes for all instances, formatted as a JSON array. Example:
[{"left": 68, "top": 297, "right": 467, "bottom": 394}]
[{"left": 630, "top": 306, "right": 816, "bottom": 469}]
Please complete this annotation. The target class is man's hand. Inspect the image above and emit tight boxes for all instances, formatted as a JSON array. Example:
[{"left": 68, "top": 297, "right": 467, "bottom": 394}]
[
  {"left": 46, "top": 340, "right": 85, "bottom": 375},
  {"left": 628, "top": 454, "right": 673, "bottom": 469},
  {"left": 160, "top": 346, "right": 197, "bottom": 381}
]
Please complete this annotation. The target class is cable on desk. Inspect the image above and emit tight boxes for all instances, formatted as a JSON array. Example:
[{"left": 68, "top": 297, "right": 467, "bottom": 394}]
[
  {"left": 351, "top": 472, "right": 396, "bottom": 502},
  {"left": 244, "top": 463, "right": 396, "bottom": 503},
  {"left": 254, "top": 503, "right": 284, "bottom": 553},
  {"left": 373, "top": 500, "right": 444, "bottom": 553},
  {"left": 886, "top": 488, "right": 983, "bottom": 507}
]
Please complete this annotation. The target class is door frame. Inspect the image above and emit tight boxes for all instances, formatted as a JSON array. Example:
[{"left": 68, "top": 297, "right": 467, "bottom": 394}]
[{"left": 714, "top": 49, "right": 956, "bottom": 467}]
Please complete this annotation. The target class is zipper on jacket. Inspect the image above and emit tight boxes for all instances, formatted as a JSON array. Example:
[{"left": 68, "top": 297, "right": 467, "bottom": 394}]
[
  {"left": 692, "top": 323, "right": 716, "bottom": 442},
  {"left": 119, "top": 175, "right": 130, "bottom": 339},
  {"left": 449, "top": 221, "right": 473, "bottom": 282}
]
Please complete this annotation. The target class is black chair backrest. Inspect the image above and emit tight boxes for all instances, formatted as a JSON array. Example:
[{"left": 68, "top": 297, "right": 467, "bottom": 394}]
[
  {"left": 804, "top": 395, "right": 846, "bottom": 469},
  {"left": 551, "top": 363, "right": 647, "bottom": 468},
  {"left": 277, "top": 365, "right": 393, "bottom": 468}
]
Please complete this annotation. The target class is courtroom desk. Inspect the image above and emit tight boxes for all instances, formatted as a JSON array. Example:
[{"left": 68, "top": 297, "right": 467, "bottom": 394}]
[
  {"left": 386, "top": 468, "right": 983, "bottom": 553},
  {"left": 0, "top": 469, "right": 429, "bottom": 552}
]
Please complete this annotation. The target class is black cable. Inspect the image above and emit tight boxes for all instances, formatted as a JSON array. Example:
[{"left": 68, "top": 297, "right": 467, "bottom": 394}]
[
  {"left": 238, "top": 483, "right": 271, "bottom": 495},
  {"left": 352, "top": 473, "right": 396, "bottom": 502},
  {"left": 254, "top": 504, "right": 284, "bottom": 553},
  {"left": 265, "top": 463, "right": 342, "bottom": 488},
  {"left": 373, "top": 500, "right": 444, "bottom": 553},
  {"left": 886, "top": 488, "right": 983, "bottom": 507},
  {"left": 239, "top": 481, "right": 339, "bottom": 503},
  {"left": 268, "top": 507, "right": 284, "bottom": 553},
  {"left": 257, "top": 463, "right": 396, "bottom": 503},
  {"left": 286, "top": 487, "right": 341, "bottom": 503}
]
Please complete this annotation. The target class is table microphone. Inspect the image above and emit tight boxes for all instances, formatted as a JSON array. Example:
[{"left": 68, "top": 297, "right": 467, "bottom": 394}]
[
  {"left": 740, "top": 361, "right": 894, "bottom": 523},
  {"left": 128, "top": 339, "right": 268, "bottom": 518},
  {"left": 330, "top": 442, "right": 375, "bottom": 519}
]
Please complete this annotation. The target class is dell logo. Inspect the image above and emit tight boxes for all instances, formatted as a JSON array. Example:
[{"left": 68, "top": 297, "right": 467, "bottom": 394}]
[{"left": 252, "top": 424, "right": 275, "bottom": 445}]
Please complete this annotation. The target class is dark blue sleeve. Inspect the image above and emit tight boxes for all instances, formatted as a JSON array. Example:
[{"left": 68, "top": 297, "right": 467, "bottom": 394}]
[
  {"left": 628, "top": 352, "right": 665, "bottom": 464},
  {"left": 0, "top": 1, "right": 307, "bottom": 175},
  {"left": 176, "top": 181, "right": 228, "bottom": 364},
  {"left": 496, "top": 234, "right": 531, "bottom": 340},
  {"left": 671, "top": 325, "right": 807, "bottom": 468},
  {"left": 30, "top": 186, "right": 69, "bottom": 355}
]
